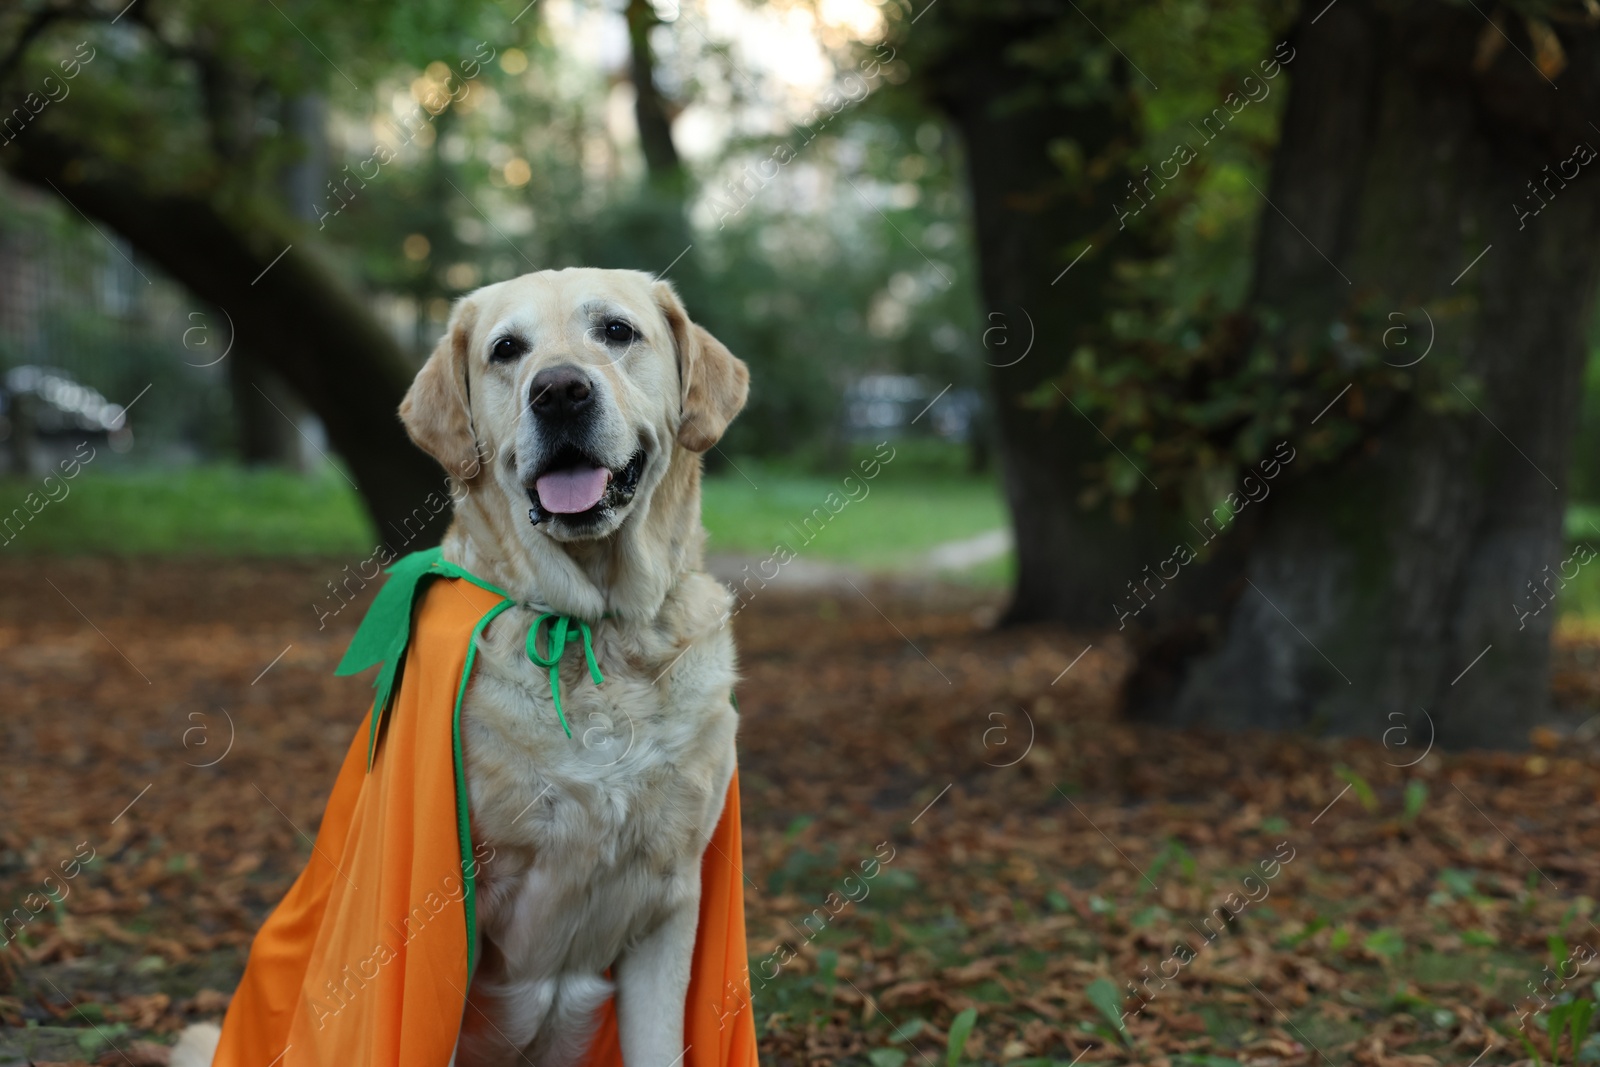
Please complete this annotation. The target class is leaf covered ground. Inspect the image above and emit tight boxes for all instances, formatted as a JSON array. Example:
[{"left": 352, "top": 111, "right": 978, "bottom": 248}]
[{"left": 2, "top": 558, "right": 1600, "bottom": 1066}]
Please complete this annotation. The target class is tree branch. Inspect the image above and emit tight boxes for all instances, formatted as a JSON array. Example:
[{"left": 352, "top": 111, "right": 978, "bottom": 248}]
[
  {"left": 0, "top": 3, "right": 96, "bottom": 86},
  {"left": 3, "top": 131, "right": 451, "bottom": 544},
  {"left": 625, "top": 0, "right": 682, "bottom": 190}
]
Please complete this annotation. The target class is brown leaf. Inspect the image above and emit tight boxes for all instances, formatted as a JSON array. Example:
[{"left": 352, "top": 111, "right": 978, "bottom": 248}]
[
  {"left": 1526, "top": 17, "right": 1568, "bottom": 79},
  {"left": 185, "top": 988, "right": 233, "bottom": 1015},
  {"left": 942, "top": 957, "right": 1002, "bottom": 985},
  {"left": 115, "top": 992, "right": 172, "bottom": 1029},
  {"left": 879, "top": 980, "right": 942, "bottom": 1007},
  {"left": 1473, "top": 15, "right": 1509, "bottom": 72},
  {"left": 96, "top": 1041, "right": 172, "bottom": 1066}
]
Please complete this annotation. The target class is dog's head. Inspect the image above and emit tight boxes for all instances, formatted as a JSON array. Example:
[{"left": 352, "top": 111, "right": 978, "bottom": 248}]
[{"left": 400, "top": 268, "right": 747, "bottom": 609}]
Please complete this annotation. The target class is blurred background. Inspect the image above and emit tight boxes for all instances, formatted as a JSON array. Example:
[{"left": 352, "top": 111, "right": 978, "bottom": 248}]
[
  {"left": 9, "top": 0, "right": 1600, "bottom": 1063},
  {"left": 0, "top": 0, "right": 997, "bottom": 569}
]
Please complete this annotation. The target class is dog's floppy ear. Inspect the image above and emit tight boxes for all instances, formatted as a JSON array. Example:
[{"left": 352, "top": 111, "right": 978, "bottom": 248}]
[
  {"left": 654, "top": 280, "right": 749, "bottom": 452},
  {"left": 400, "top": 299, "right": 482, "bottom": 481}
]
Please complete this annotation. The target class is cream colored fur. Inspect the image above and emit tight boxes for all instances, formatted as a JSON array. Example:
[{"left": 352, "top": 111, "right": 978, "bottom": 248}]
[{"left": 173, "top": 269, "right": 749, "bottom": 1067}]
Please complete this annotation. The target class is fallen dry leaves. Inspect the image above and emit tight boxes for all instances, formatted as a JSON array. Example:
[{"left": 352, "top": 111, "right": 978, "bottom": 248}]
[{"left": 1, "top": 558, "right": 1598, "bottom": 1065}]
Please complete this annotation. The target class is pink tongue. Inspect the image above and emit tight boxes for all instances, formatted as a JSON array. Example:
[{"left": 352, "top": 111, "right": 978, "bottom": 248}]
[{"left": 536, "top": 465, "right": 610, "bottom": 514}]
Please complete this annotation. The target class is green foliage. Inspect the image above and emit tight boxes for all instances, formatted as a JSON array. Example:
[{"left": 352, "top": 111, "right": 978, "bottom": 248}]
[
  {"left": 1049, "top": 301, "right": 1446, "bottom": 516},
  {"left": 74, "top": 1022, "right": 127, "bottom": 1054},
  {"left": 766, "top": 841, "right": 840, "bottom": 896},
  {"left": 4, "top": 0, "right": 987, "bottom": 463},
  {"left": 13, "top": 1, "right": 506, "bottom": 199},
  {"left": 944, "top": 1007, "right": 978, "bottom": 1067},
  {"left": 1522, "top": 998, "right": 1599, "bottom": 1067},
  {"left": 1362, "top": 927, "right": 1405, "bottom": 963},
  {"left": 890, "top": 0, "right": 1471, "bottom": 522},
  {"left": 1557, "top": 999, "right": 1597, "bottom": 1062},
  {"left": 815, "top": 949, "right": 840, "bottom": 992},
  {"left": 1334, "top": 765, "right": 1380, "bottom": 814},
  {"left": 1084, "top": 977, "right": 1130, "bottom": 1045},
  {"left": 1437, "top": 868, "right": 1479, "bottom": 900},
  {"left": 1141, "top": 838, "right": 1197, "bottom": 891},
  {"left": 1279, "top": 915, "right": 1326, "bottom": 948},
  {"left": 686, "top": 115, "right": 985, "bottom": 459},
  {"left": 1402, "top": 780, "right": 1428, "bottom": 823}
]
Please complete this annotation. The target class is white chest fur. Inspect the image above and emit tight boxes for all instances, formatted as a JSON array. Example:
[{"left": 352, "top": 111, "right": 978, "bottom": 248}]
[{"left": 454, "top": 573, "right": 738, "bottom": 1065}]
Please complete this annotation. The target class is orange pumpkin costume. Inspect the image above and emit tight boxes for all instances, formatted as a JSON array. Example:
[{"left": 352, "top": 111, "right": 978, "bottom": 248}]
[{"left": 214, "top": 549, "right": 758, "bottom": 1067}]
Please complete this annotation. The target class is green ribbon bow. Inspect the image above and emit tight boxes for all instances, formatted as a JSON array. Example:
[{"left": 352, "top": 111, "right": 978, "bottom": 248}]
[
  {"left": 337, "top": 547, "right": 607, "bottom": 758},
  {"left": 525, "top": 613, "right": 605, "bottom": 739}
]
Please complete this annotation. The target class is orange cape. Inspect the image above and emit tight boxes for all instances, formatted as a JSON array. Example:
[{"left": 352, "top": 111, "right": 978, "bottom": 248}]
[{"left": 214, "top": 549, "right": 758, "bottom": 1067}]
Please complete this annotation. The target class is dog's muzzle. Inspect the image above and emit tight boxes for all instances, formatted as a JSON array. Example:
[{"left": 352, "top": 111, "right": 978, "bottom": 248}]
[{"left": 525, "top": 448, "right": 645, "bottom": 526}]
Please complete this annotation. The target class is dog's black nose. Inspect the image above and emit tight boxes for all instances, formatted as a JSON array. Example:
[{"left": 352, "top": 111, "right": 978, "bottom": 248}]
[{"left": 529, "top": 364, "right": 593, "bottom": 420}]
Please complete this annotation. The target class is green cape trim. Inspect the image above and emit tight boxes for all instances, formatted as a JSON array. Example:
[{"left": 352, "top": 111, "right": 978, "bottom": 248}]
[
  {"left": 335, "top": 547, "right": 512, "bottom": 974},
  {"left": 335, "top": 547, "right": 620, "bottom": 975},
  {"left": 450, "top": 596, "right": 515, "bottom": 973}
]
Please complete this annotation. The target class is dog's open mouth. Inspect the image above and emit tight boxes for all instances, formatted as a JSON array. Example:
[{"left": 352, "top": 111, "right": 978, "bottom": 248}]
[{"left": 526, "top": 447, "right": 646, "bottom": 526}]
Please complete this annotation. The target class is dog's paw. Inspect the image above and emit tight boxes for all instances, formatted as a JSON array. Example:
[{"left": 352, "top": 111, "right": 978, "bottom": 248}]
[{"left": 169, "top": 1022, "right": 223, "bottom": 1067}]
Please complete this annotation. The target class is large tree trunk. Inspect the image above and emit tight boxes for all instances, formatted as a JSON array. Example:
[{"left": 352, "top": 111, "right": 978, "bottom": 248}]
[
  {"left": 4, "top": 133, "right": 450, "bottom": 545},
  {"left": 229, "top": 358, "right": 302, "bottom": 467},
  {"left": 1166, "top": 2, "right": 1600, "bottom": 747},
  {"left": 625, "top": 0, "right": 683, "bottom": 193},
  {"left": 618, "top": 0, "right": 712, "bottom": 354},
  {"left": 919, "top": 7, "right": 1246, "bottom": 631}
]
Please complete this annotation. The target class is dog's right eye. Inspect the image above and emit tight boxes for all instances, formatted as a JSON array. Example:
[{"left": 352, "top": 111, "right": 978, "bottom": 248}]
[{"left": 491, "top": 337, "right": 527, "bottom": 363}]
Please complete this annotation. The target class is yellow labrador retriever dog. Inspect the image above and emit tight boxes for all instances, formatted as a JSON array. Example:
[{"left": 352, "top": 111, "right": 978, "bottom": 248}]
[{"left": 174, "top": 268, "right": 749, "bottom": 1067}]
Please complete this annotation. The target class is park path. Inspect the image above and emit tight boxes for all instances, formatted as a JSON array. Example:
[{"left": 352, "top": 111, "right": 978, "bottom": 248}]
[{"left": 707, "top": 527, "right": 1012, "bottom": 591}]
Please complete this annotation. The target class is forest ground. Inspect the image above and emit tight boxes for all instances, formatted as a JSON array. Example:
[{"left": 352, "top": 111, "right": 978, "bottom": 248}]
[{"left": 2, "top": 557, "right": 1599, "bottom": 1067}]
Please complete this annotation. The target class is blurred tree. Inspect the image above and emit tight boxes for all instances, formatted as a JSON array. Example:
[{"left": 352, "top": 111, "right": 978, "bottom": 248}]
[
  {"left": 3, "top": 0, "right": 989, "bottom": 495},
  {"left": 909, "top": 0, "right": 1600, "bottom": 746},
  {"left": 229, "top": 363, "right": 300, "bottom": 468},
  {"left": 614, "top": 0, "right": 704, "bottom": 326},
  {"left": 225, "top": 93, "right": 330, "bottom": 470},
  {"left": 0, "top": 1, "right": 507, "bottom": 541},
  {"left": 905, "top": 0, "right": 1261, "bottom": 628},
  {"left": 625, "top": 0, "right": 684, "bottom": 195},
  {"left": 1162, "top": 1, "right": 1600, "bottom": 747}
]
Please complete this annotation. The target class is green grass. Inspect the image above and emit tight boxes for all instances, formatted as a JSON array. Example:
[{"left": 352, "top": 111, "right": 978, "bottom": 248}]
[
  {"left": 700, "top": 466, "right": 1006, "bottom": 570},
  {"left": 32, "top": 465, "right": 1600, "bottom": 604},
  {"left": 1562, "top": 505, "right": 1600, "bottom": 622},
  {"left": 1552, "top": 504, "right": 1600, "bottom": 623},
  {"left": 0, "top": 466, "right": 375, "bottom": 556},
  {"left": 0, "top": 461, "right": 1012, "bottom": 579}
]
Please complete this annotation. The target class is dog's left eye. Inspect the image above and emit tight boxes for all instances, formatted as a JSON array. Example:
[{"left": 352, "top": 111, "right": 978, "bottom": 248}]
[
  {"left": 491, "top": 337, "right": 527, "bottom": 363},
  {"left": 601, "top": 320, "right": 636, "bottom": 345}
]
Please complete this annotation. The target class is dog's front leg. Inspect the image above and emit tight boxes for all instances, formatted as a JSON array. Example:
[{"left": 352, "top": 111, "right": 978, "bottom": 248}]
[{"left": 614, "top": 880, "right": 701, "bottom": 1067}]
